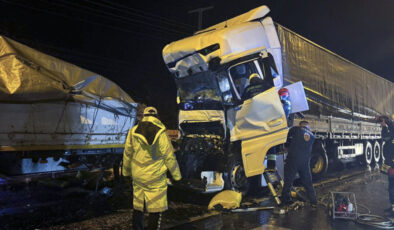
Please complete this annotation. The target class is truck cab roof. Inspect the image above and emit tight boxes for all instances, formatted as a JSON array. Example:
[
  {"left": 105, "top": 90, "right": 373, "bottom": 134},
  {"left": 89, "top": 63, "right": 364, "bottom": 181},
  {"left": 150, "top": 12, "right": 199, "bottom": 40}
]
[{"left": 162, "top": 5, "right": 282, "bottom": 83}]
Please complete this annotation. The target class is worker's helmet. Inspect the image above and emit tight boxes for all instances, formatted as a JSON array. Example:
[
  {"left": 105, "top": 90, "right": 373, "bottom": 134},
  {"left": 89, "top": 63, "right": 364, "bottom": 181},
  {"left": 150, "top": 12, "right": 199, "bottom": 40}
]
[
  {"left": 143, "top": 106, "right": 158, "bottom": 116},
  {"left": 248, "top": 73, "right": 260, "bottom": 82},
  {"left": 278, "top": 88, "right": 290, "bottom": 97}
]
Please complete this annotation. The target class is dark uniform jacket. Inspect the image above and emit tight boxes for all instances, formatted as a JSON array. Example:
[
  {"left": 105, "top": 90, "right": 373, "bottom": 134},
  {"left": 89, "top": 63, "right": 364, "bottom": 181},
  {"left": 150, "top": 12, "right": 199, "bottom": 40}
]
[
  {"left": 285, "top": 126, "right": 315, "bottom": 164},
  {"left": 242, "top": 77, "right": 272, "bottom": 100},
  {"left": 383, "top": 120, "right": 394, "bottom": 167}
]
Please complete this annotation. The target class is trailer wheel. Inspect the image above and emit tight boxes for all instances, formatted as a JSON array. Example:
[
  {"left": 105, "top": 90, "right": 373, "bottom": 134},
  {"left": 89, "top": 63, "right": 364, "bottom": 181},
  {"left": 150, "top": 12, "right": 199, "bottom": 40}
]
[
  {"left": 310, "top": 142, "right": 328, "bottom": 180},
  {"left": 364, "top": 141, "right": 373, "bottom": 165},
  {"left": 224, "top": 156, "right": 250, "bottom": 195},
  {"left": 373, "top": 141, "right": 381, "bottom": 164}
]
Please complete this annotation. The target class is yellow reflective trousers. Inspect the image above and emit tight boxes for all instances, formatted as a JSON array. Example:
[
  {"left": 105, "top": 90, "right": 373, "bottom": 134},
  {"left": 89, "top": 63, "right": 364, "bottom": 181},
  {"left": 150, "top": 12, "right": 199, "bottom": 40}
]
[{"left": 122, "top": 116, "right": 181, "bottom": 213}]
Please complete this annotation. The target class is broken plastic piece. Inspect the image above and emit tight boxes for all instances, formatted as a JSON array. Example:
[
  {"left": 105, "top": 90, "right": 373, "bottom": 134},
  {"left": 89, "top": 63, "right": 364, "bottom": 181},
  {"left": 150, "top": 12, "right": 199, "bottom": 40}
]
[{"left": 208, "top": 190, "right": 242, "bottom": 210}]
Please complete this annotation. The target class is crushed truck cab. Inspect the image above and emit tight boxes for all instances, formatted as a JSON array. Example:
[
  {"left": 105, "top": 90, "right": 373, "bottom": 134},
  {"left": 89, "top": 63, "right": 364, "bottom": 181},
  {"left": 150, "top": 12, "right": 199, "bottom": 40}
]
[{"left": 162, "top": 6, "right": 288, "bottom": 193}]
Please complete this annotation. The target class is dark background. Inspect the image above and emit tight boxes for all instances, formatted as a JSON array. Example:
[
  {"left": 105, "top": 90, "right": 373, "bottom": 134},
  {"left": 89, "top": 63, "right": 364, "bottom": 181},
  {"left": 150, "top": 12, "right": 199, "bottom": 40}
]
[{"left": 0, "top": 0, "right": 393, "bottom": 127}]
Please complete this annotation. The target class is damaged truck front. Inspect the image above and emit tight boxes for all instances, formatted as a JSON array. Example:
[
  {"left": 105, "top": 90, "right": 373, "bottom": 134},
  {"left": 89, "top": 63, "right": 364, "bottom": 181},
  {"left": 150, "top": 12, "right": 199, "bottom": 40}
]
[{"left": 162, "top": 6, "right": 290, "bottom": 193}]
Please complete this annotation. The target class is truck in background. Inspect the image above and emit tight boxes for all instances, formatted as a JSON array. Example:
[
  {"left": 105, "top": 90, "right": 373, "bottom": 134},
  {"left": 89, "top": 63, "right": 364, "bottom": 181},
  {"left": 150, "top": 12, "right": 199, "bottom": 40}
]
[
  {"left": 0, "top": 35, "right": 137, "bottom": 176},
  {"left": 162, "top": 6, "right": 393, "bottom": 194},
  {"left": 277, "top": 24, "right": 392, "bottom": 178}
]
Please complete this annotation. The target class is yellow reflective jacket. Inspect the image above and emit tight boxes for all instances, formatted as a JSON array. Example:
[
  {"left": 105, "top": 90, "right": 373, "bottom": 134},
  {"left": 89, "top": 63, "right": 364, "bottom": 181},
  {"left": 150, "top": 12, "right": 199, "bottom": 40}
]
[{"left": 122, "top": 116, "right": 181, "bottom": 212}]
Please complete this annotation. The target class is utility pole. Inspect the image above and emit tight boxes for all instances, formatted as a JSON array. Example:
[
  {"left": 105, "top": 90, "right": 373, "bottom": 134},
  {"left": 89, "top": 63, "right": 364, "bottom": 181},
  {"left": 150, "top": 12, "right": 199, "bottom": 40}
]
[{"left": 188, "top": 6, "right": 214, "bottom": 30}]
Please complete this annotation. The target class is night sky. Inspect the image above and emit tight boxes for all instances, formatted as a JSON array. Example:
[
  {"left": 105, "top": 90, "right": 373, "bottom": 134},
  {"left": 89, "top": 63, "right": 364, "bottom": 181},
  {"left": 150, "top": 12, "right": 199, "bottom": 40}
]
[{"left": 0, "top": 0, "right": 393, "bottom": 127}]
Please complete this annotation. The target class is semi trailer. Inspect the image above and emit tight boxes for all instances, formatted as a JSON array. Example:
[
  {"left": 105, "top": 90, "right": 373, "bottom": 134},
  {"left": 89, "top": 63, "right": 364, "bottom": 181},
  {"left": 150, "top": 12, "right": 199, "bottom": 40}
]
[
  {"left": 162, "top": 5, "right": 393, "bottom": 194},
  {"left": 0, "top": 35, "right": 137, "bottom": 175},
  {"left": 278, "top": 24, "right": 392, "bottom": 178}
]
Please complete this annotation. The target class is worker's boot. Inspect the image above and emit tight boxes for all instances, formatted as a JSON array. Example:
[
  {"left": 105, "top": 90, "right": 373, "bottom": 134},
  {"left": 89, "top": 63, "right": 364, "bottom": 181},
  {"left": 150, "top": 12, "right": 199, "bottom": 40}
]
[
  {"left": 148, "top": 212, "right": 162, "bottom": 230},
  {"left": 132, "top": 210, "right": 145, "bottom": 230}
]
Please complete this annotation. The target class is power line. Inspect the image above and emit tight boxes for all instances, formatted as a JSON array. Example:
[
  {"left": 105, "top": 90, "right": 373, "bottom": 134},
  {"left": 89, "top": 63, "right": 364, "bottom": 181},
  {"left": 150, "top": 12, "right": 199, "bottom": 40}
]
[
  {"left": 0, "top": 0, "right": 172, "bottom": 41},
  {"left": 49, "top": 0, "right": 189, "bottom": 36},
  {"left": 83, "top": 0, "right": 194, "bottom": 30},
  {"left": 98, "top": 0, "right": 194, "bottom": 29}
]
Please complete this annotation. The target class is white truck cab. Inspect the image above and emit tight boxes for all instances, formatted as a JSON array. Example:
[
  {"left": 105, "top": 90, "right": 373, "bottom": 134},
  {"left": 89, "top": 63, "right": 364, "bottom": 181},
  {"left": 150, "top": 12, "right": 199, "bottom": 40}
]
[{"left": 162, "top": 6, "right": 289, "bottom": 193}]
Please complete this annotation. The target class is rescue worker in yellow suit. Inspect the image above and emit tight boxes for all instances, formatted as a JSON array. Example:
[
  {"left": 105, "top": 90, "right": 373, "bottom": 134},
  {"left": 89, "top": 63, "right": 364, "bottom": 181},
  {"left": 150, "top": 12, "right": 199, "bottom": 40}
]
[{"left": 122, "top": 107, "right": 182, "bottom": 230}]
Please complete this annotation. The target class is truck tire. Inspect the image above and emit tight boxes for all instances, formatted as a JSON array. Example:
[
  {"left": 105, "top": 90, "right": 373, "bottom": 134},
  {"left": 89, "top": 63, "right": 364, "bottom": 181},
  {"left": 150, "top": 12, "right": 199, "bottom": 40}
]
[
  {"left": 310, "top": 142, "right": 328, "bottom": 180},
  {"left": 224, "top": 156, "right": 250, "bottom": 195},
  {"left": 373, "top": 141, "right": 381, "bottom": 164},
  {"left": 363, "top": 141, "right": 373, "bottom": 165}
]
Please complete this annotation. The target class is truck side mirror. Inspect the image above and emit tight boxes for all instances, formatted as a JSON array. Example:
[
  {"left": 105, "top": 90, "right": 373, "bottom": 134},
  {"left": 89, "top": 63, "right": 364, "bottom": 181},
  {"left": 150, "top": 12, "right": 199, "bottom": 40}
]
[{"left": 208, "top": 57, "right": 221, "bottom": 71}]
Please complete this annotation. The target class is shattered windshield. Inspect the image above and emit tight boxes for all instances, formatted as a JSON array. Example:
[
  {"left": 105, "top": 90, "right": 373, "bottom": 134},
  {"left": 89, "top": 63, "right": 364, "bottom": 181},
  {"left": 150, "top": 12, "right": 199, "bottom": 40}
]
[{"left": 176, "top": 71, "right": 222, "bottom": 103}]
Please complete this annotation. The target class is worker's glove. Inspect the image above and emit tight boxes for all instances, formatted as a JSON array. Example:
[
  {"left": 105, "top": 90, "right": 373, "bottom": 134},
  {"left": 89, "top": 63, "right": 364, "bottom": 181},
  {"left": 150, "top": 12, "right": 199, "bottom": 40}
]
[{"left": 172, "top": 178, "right": 181, "bottom": 184}]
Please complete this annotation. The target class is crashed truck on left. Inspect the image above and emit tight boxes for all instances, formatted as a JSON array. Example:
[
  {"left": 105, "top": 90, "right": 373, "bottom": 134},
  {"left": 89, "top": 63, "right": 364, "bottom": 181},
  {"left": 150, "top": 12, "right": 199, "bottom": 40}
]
[
  {"left": 162, "top": 6, "right": 305, "bottom": 193},
  {"left": 0, "top": 35, "right": 137, "bottom": 175}
]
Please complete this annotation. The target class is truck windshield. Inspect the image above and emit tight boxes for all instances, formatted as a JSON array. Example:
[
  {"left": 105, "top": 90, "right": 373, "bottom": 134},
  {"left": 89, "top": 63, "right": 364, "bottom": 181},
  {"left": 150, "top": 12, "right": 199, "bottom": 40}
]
[
  {"left": 228, "top": 60, "right": 262, "bottom": 99},
  {"left": 176, "top": 71, "right": 222, "bottom": 103},
  {"left": 228, "top": 58, "right": 275, "bottom": 100}
]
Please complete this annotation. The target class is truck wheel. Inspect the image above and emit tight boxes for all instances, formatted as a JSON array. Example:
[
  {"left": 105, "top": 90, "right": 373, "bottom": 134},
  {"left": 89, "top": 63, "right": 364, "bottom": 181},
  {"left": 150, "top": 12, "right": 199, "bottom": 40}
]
[
  {"left": 373, "top": 141, "right": 381, "bottom": 164},
  {"left": 310, "top": 142, "right": 328, "bottom": 180},
  {"left": 225, "top": 157, "right": 250, "bottom": 195},
  {"left": 364, "top": 141, "right": 373, "bottom": 165}
]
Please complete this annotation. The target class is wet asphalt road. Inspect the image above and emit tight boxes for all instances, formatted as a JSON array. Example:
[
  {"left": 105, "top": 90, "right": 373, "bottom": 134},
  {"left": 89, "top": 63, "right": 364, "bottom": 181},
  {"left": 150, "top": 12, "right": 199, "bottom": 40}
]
[
  {"left": 169, "top": 167, "right": 388, "bottom": 230},
  {"left": 0, "top": 165, "right": 391, "bottom": 230}
]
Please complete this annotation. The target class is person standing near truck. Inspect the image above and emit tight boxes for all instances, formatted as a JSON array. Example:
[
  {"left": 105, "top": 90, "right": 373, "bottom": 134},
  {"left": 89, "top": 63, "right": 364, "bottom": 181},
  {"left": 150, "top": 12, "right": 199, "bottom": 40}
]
[
  {"left": 122, "top": 106, "right": 182, "bottom": 230},
  {"left": 378, "top": 116, "right": 394, "bottom": 215},
  {"left": 281, "top": 120, "right": 317, "bottom": 206}
]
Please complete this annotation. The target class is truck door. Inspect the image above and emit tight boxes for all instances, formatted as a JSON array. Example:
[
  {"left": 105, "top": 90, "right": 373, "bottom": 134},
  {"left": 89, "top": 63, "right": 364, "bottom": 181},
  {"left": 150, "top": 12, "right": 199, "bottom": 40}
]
[{"left": 228, "top": 59, "right": 288, "bottom": 177}]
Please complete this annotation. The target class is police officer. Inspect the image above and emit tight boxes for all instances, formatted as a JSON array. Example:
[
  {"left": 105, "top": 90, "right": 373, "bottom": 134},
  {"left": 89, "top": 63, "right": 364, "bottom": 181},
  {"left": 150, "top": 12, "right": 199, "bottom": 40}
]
[
  {"left": 378, "top": 115, "right": 394, "bottom": 215},
  {"left": 242, "top": 73, "right": 272, "bottom": 100},
  {"left": 122, "top": 107, "right": 182, "bottom": 230},
  {"left": 281, "top": 120, "right": 317, "bottom": 205}
]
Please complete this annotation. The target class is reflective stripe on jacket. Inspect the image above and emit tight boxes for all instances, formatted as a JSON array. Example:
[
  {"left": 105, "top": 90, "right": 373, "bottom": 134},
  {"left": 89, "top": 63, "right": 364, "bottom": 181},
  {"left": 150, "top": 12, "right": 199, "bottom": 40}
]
[{"left": 122, "top": 116, "right": 181, "bottom": 212}]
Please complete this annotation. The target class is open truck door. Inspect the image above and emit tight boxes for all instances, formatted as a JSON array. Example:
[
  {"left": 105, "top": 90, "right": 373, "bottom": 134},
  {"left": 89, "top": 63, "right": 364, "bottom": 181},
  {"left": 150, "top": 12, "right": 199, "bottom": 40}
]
[{"left": 230, "top": 87, "right": 288, "bottom": 177}]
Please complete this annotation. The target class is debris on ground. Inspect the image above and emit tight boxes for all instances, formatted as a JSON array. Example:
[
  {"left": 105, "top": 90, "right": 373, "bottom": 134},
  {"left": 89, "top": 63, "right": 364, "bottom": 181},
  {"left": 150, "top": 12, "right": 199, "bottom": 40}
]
[{"left": 208, "top": 190, "right": 242, "bottom": 211}]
